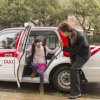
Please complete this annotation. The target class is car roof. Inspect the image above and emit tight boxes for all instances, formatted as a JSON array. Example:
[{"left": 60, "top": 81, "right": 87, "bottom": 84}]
[
  {"left": 31, "top": 26, "right": 58, "bottom": 30},
  {"left": 0, "top": 27, "right": 25, "bottom": 33},
  {"left": 0, "top": 26, "right": 58, "bottom": 32}
]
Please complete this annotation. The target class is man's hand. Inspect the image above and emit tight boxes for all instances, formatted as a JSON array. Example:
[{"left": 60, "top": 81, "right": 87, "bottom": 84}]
[
  {"left": 59, "top": 40, "right": 64, "bottom": 48},
  {"left": 69, "top": 60, "right": 72, "bottom": 65}
]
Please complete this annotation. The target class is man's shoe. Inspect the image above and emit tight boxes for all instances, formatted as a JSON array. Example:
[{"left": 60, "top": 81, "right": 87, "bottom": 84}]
[{"left": 69, "top": 94, "right": 81, "bottom": 99}]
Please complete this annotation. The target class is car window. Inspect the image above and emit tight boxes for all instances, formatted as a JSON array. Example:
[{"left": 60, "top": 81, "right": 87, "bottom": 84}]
[
  {"left": 18, "top": 27, "right": 30, "bottom": 50},
  {"left": 49, "top": 35, "right": 59, "bottom": 48},
  {"left": 0, "top": 32, "right": 19, "bottom": 49},
  {"left": 26, "top": 35, "right": 59, "bottom": 49}
]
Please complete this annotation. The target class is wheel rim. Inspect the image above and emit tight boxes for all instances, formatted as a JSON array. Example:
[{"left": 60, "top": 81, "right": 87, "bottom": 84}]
[{"left": 57, "top": 70, "right": 70, "bottom": 89}]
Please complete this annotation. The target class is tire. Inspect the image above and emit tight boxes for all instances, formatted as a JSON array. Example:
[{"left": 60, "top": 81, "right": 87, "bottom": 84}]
[{"left": 52, "top": 65, "right": 70, "bottom": 92}]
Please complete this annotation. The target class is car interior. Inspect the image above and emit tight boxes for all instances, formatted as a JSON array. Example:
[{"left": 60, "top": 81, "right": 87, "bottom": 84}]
[{"left": 23, "top": 30, "right": 59, "bottom": 77}]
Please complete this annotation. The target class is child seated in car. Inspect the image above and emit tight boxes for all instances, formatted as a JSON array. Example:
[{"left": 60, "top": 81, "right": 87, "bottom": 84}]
[{"left": 26, "top": 38, "right": 60, "bottom": 94}]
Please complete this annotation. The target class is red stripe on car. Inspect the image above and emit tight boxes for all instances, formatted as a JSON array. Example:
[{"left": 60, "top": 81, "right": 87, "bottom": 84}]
[{"left": 91, "top": 48, "right": 100, "bottom": 56}]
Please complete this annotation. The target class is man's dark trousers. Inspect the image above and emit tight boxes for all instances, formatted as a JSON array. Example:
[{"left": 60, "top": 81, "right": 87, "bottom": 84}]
[{"left": 70, "top": 60, "right": 87, "bottom": 96}]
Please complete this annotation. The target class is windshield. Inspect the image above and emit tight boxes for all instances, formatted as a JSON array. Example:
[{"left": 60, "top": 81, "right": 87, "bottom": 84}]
[{"left": 0, "top": 32, "right": 19, "bottom": 49}]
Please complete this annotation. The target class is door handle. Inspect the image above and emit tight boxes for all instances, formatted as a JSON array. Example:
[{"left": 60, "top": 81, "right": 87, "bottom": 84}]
[{"left": 5, "top": 54, "right": 12, "bottom": 57}]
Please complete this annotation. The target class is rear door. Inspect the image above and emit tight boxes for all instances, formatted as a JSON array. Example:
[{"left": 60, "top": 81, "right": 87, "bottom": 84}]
[{"left": 14, "top": 24, "right": 32, "bottom": 88}]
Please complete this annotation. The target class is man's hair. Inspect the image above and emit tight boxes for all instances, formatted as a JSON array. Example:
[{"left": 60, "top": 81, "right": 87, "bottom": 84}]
[{"left": 58, "top": 22, "right": 77, "bottom": 46}]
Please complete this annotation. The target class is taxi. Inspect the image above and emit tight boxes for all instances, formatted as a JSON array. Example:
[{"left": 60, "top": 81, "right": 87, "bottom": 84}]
[{"left": 0, "top": 24, "right": 99, "bottom": 92}]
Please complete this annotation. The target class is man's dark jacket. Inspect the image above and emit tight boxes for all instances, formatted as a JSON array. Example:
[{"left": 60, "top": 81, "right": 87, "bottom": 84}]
[{"left": 63, "top": 30, "right": 91, "bottom": 61}]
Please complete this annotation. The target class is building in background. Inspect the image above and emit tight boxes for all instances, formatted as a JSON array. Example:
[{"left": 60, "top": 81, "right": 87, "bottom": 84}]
[
  {"left": 61, "top": 0, "right": 94, "bottom": 35},
  {"left": 67, "top": 15, "right": 94, "bottom": 35}
]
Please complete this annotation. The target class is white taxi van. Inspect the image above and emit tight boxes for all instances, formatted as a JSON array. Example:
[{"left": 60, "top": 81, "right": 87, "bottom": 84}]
[{"left": 0, "top": 24, "right": 99, "bottom": 92}]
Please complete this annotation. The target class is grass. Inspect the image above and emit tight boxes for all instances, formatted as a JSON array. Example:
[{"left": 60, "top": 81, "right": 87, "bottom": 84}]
[
  {"left": 15, "top": 90, "right": 16, "bottom": 93},
  {"left": 10, "top": 89, "right": 63, "bottom": 97},
  {"left": 53, "top": 91, "right": 62, "bottom": 97},
  {"left": 28, "top": 90, "right": 63, "bottom": 97},
  {"left": 29, "top": 91, "right": 40, "bottom": 94},
  {"left": 36, "top": 91, "right": 40, "bottom": 94}
]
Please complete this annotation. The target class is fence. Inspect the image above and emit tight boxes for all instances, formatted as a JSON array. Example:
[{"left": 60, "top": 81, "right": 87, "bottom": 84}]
[
  {"left": 86, "top": 35, "right": 100, "bottom": 45},
  {"left": 0, "top": 24, "right": 6, "bottom": 31}
]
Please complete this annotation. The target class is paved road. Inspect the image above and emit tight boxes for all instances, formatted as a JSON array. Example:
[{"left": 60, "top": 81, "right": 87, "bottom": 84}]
[{"left": 0, "top": 81, "right": 100, "bottom": 99}]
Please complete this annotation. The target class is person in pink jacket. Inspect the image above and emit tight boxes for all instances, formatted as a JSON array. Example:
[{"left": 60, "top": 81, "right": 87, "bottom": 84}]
[{"left": 26, "top": 38, "right": 60, "bottom": 94}]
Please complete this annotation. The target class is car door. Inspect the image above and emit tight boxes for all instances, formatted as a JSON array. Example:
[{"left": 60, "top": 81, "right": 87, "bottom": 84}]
[
  {"left": 0, "top": 29, "right": 22, "bottom": 80},
  {"left": 14, "top": 24, "right": 32, "bottom": 88}
]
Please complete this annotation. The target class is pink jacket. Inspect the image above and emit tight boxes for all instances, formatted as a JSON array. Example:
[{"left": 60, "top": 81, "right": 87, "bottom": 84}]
[{"left": 26, "top": 46, "right": 59, "bottom": 64}]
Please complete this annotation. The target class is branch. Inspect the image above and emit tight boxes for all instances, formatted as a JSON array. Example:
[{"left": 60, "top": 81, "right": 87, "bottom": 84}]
[
  {"left": 82, "top": 16, "right": 86, "bottom": 26},
  {"left": 75, "top": 14, "right": 82, "bottom": 27},
  {"left": 87, "top": 23, "right": 91, "bottom": 31}
]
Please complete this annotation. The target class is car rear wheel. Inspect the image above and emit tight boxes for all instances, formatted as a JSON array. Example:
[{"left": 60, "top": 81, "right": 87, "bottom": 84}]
[{"left": 52, "top": 65, "right": 70, "bottom": 92}]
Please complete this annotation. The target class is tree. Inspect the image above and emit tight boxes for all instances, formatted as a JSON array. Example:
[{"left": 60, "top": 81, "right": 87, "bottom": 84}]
[
  {"left": 0, "top": 0, "right": 66, "bottom": 27},
  {"left": 9, "top": 0, "right": 32, "bottom": 27},
  {"left": 92, "top": 16, "right": 100, "bottom": 34},
  {"left": 30, "top": 0, "right": 65, "bottom": 26},
  {"left": 0, "top": 0, "right": 32, "bottom": 27},
  {"left": 0, "top": 0, "right": 12, "bottom": 27},
  {"left": 65, "top": 0, "right": 100, "bottom": 34}
]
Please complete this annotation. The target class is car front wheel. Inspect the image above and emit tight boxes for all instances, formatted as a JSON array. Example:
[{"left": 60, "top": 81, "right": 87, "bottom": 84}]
[{"left": 52, "top": 65, "right": 70, "bottom": 92}]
